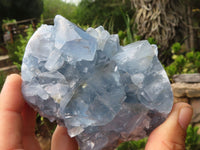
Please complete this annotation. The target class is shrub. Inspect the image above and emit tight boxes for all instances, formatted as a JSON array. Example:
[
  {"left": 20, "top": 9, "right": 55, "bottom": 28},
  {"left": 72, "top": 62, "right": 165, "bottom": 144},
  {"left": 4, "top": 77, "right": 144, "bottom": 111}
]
[
  {"left": 117, "top": 138, "right": 147, "bottom": 150},
  {"left": 6, "top": 17, "right": 43, "bottom": 70},
  {"left": 6, "top": 25, "right": 34, "bottom": 70},
  {"left": 165, "top": 42, "right": 200, "bottom": 80},
  {"left": 147, "top": 37, "right": 157, "bottom": 45},
  {"left": 185, "top": 125, "right": 200, "bottom": 150}
]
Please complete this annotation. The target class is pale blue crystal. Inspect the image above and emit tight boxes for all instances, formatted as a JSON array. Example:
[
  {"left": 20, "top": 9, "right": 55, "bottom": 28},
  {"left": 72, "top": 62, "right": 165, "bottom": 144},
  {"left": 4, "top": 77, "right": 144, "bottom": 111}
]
[{"left": 21, "top": 15, "right": 173, "bottom": 150}]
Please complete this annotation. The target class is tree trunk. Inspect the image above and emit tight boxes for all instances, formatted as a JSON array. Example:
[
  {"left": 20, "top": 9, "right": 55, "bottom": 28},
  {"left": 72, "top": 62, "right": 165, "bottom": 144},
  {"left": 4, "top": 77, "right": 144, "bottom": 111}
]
[
  {"left": 187, "top": 5, "right": 195, "bottom": 49},
  {"left": 184, "top": 5, "right": 190, "bottom": 51},
  {"left": 132, "top": 0, "right": 181, "bottom": 53},
  {"left": 131, "top": 0, "right": 183, "bottom": 64}
]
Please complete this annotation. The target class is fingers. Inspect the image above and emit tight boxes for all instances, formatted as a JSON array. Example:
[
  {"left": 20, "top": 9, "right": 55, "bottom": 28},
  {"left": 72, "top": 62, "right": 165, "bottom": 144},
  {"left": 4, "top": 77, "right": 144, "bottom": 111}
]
[
  {"left": 51, "top": 126, "right": 78, "bottom": 150},
  {"left": 21, "top": 103, "right": 41, "bottom": 150},
  {"left": 145, "top": 102, "right": 193, "bottom": 150},
  {"left": 0, "top": 74, "right": 24, "bottom": 149}
]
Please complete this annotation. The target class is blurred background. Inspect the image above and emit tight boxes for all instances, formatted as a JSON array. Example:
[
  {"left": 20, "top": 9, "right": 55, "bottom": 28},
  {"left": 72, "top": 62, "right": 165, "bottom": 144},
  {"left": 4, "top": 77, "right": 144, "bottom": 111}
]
[{"left": 0, "top": 0, "right": 200, "bottom": 149}]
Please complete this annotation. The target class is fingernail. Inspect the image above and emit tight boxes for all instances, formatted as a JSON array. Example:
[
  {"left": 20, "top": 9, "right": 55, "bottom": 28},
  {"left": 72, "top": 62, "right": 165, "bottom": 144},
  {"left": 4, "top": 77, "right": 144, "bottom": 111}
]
[{"left": 179, "top": 106, "right": 193, "bottom": 130}]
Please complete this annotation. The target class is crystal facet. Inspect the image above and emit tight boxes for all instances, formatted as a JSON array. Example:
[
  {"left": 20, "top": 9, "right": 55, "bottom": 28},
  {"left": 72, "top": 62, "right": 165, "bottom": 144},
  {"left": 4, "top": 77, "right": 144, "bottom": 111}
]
[{"left": 21, "top": 15, "right": 173, "bottom": 150}]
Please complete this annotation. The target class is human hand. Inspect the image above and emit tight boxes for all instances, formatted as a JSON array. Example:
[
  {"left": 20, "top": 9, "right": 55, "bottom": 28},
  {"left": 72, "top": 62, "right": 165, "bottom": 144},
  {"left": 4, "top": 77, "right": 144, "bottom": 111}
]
[
  {"left": 0, "top": 74, "right": 193, "bottom": 150},
  {"left": 145, "top": 102, "right": 193, "bottom": 150},
  {"left": 0, "top": 74, "right": 78, "bottom": 150}
]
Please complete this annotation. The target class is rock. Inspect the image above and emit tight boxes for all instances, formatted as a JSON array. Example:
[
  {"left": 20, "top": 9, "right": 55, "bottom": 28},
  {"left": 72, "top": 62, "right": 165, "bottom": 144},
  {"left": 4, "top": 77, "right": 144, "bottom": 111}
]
[
  {"left": 191, "top": 99, "right": 200, "bottom": 123},
  {"left": 173, "top": 97, "right": 188, "bottom": 103},
  {"left": 21, "top": 15, "right": 173, "bottom": 150},
  {"left": 171, "top": 83, "right": 200, "bottom": 98},
  {"left": 186, "top": 84, "right": 200, "bottom": 98},
  {"left": 171, "top": 83, "right": 187, "bottom": 97},
  {"left": 173, "top": 73, "right": 200, "bottom": 83}
]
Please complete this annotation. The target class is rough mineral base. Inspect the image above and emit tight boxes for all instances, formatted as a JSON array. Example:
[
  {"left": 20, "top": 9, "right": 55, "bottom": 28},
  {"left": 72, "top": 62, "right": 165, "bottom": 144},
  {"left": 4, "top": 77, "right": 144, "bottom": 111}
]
[{"left": 21, "top": 15, "right": 173, "bottom": 150}]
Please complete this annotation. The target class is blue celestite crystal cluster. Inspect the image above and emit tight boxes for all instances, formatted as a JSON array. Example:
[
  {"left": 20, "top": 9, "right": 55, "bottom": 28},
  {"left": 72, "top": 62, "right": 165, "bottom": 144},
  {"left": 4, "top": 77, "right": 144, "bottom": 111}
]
[{"left": 21, "top": 15, "right": 173, "bottom": 150}]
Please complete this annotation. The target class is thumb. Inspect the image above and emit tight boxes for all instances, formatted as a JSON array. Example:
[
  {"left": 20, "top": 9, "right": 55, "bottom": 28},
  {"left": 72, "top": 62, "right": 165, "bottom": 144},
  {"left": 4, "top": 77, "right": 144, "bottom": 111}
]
[
  {"left": 51, "top": 126, "right": 78, "bottom": 150},
  {"left": 145, "top": 102, "right": 193, "bottom": 150}
]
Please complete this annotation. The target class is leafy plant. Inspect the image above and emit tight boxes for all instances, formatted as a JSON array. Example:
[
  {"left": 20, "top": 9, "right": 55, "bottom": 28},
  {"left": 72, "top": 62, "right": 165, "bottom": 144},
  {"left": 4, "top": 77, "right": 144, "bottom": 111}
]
[
  {"left": 122, "top": 13, "right": 133, "bottom": 44},
  {"left": 76, "top": 0, "right": 135, "bottom": 33},
  {"left": 118, "top": 12, "right": 159, "bottom": 46},
  {"left": 6, "top": 17, "right": 44, "bottom": 70},
  {"left": 6, "top": 25, "right": 34, "bottom": 70},
  {"left": 171, "top": 42, "right": 181, "bottom": 54},
  {"left": 117, "top": 138, "right": 147, "bottom": 150},
  {"left": 43, "top": 0, "right": 77, "bottom": 21},
  {"left": 165, "top": 42, "right": 200, "bottom": 80},
  {"left": 118, "top": 12, "right": 141, "bottom": 46},
  {"left": 147, "top": 37, "right": 157, "bottom": 45},
  {"left": 185, "top": 125, "right": 200, "bottom": 150},
  {"left": 2, "top": 19, "right": 17, "bottom": 24}
]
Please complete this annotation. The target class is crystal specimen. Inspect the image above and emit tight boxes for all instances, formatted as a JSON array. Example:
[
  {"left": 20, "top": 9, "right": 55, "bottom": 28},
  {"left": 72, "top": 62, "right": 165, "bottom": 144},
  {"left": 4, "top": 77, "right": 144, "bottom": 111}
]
[{"left": 21, "top": 15, "right": 173, "bottom": 150}]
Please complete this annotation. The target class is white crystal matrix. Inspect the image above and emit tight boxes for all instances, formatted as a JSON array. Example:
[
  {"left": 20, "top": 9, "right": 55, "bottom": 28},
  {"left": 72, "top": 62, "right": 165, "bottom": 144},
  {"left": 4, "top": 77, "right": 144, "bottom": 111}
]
[{"left": 21, "top": 15, "right": 173, "bottom": 150}]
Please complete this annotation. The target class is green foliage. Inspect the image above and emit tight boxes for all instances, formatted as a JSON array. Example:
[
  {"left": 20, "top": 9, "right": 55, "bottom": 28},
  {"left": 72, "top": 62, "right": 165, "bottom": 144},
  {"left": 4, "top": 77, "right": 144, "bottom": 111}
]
[
  {"left": 185, "top": 125, "right": 200, "bottom": 150},
  {"left": 0, "top": 72, "right": 6, "bottom": 91},
  {"left": 117, "top": 12, "right": 159, "bottom": 46},
  {"left": 123, "top": 14, "right": 133, "bottom": 43},
  {"left": 16, "top": 27, "right": 34, "bottom": 68},
  {"left": 6, "top": 17, "right": 44, "bottom": 70},
  {"left": 147, "top": 37, "right": 161, "bottom": 49},
  {"left": 6, "top": 25, "right": 34, "bottom": 70},
  {"left": 117, "top": 138, "right": 147, "bottom": 150},
  {"left": 43, "top": 0, "right": 77, "bottom": 22},
  {"left": 165, "top": 42, "right": 200, "bottom": 80},
  {"left": 2, "top": 18, "right": 17, "bottom": 32},
  {"left": 147, "top": 37, "right": 157, "bottom": 45},
  {"left": 2, "top": 19, "right": 16, "bottom": 24},
  {"left": 118, "top": 29, "right": 141, "bottom": 46},
  {"left": 76, "top": 0, "right": 135, "bottom": 33},
  {"left": 118, "top": 12, "right": 141, "bottom": 46},
  {"left": 171, "top": 42, "right": 181, "bottom": 54}
]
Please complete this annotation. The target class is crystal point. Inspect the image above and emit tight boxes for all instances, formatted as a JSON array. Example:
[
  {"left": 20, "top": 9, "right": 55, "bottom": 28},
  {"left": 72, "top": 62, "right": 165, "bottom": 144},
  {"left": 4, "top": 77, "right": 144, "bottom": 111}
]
[{"left": 21, "top": 15, "right": 173, "bottom": 150}]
